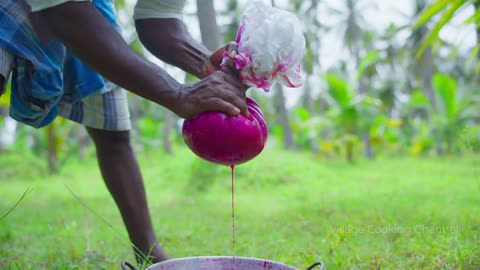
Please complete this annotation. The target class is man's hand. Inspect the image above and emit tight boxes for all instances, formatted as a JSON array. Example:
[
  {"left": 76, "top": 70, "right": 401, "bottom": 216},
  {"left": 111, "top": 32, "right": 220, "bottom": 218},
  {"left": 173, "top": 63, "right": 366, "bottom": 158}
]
[
  {"left": 135, "top": 19, "right": 248, "bottom": 118},
  {"left": 175, "top": 71, "right": 248, "bottom": 119},
  {"left": 201, "top": 42, "right": 239, "bottom": 77}
]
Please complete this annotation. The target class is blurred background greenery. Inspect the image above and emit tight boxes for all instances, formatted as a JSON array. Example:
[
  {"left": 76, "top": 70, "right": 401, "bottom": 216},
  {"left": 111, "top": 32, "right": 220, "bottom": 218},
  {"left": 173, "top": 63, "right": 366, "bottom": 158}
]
[
  {"left": 0, "top": 0, "right": 479, "bottom": 269},
  {"left": 1, "top": 0, "right": 479, "bottom": 172}
]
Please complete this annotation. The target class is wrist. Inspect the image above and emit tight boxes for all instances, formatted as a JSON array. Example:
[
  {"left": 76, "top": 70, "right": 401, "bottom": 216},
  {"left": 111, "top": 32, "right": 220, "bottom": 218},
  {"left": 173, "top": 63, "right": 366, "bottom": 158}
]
[
  {"left": 170, "top": 84, "right": 188, "bottom": 118},
  {"left": 200, "top": 57, "right": 216, "bottom": 78}
]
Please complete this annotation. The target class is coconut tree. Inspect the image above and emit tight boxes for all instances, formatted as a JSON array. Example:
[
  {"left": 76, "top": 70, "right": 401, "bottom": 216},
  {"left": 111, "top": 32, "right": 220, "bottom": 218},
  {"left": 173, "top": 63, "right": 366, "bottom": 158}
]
[
  {"left": 415, "top": 0, "right": 480, "bottom": 59},
  {"left": 329, "top": 0, "right": 381, "bottom": 158},
  {"left": 269, "top": 0, "right": 298, "bottom": 150},
  {"left": 414, "top": 0, "right": 480, "bottom": 93},
  {"left": 290, "top": 0, "right": 325, "bottom": 114},
  {"left": 329, "top": 0, "right": 373, "bottom": 93},
  {"left": 289, "top": 0, "right": 329, "bottom": 152},
  {"left": 409, "top": 0, "right": 438, "bottom": 111}
]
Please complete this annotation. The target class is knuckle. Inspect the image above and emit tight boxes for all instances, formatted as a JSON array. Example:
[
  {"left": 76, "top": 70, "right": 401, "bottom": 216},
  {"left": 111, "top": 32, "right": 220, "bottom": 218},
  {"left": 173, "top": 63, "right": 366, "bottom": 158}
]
[{"left": 211, "top": 98, "right": 223, "bottom": 107}]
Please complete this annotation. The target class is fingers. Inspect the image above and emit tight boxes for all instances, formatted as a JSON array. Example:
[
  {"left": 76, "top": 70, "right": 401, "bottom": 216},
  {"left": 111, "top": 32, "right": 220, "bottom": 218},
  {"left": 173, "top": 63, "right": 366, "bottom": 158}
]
[
  {"left": 210, "top": 42, "right": 237, "bottom": 67},
  {"left": 180, "top": 71, "right": 248, "bottom": 118},
  {"left": 218, "top": 72, "right": 249, "bottom": 116},
  {"left": 226, "top": 42, "right": 238, "bottom": 59},
  {"left": 209, "top": 46, "right": 225, "bottom": 68},
  {"left": 206, "top": 98, "right": 240, "bottom": 116},
  {"left": 227, "top": 42, "right": 238, "bottom": 70},
  {"left": 219, "top": 42, "right": 239, "bottom": 75},
  {"left": 221, "top": 90, "right": 249, "bottom": 117},
  {"left": 222, "top": 72, "right": 244, "bottom": 89}
]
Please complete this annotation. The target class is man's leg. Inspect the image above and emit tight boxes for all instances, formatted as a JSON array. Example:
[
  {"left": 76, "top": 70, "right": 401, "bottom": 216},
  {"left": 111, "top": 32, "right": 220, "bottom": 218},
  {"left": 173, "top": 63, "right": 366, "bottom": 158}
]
[
  {"left": 86, "top": 127, "right": 169, "bottom": 263},
  {"left": 0, "top": 75, "right": 4, "bottom": 94},
  {"left": 0, "top": 47, "right": 14, "bottom": 96},
  {"left": 58, "top": 88, "right": 169, "bottom": 264}
]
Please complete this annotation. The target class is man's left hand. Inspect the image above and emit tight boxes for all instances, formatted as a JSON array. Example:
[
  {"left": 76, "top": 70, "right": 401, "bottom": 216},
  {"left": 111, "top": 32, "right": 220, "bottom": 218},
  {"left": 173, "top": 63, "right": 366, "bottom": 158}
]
[{"left": 201, "top": 42, "right": 239, "bottom": 77}]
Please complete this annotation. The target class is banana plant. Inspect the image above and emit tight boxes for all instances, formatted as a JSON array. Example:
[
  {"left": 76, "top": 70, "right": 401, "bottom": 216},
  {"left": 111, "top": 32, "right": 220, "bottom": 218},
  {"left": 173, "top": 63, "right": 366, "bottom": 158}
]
[
  {"left": 291, "top": 106, "right": 333, "bottom": 153},
  {"left": 409, "top": 72, "right": 478, "bottom": 154},
  {"left": 324, "top": 73, "right": 381, "bottom": 162},
  {"left": 432, "top": 73, "right": 478, "bottom": 153}
]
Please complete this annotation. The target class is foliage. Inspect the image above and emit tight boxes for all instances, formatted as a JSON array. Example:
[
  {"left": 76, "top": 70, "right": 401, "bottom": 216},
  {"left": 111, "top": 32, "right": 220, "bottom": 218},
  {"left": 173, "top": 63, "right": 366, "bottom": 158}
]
[
  {"left": 356, "top": 50, "right": 381, "bottom": 81},
  {"left": 414, "top": 0, "right": 480, "bottom": 60},
  {"left": 408, "top": 72, "right": 479, "bottom": 153},
  {"left": 323, "top": 73, "right": 382, "bottom": 161}
]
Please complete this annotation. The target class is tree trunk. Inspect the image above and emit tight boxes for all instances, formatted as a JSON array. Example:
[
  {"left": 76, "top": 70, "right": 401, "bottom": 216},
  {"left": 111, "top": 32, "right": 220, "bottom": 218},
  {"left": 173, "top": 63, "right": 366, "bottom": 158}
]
[
  {"left": 162, "top": 109, "right": 174, "bottom": 155},
  {"left": 302, "top": 76, "right": 315, "bottom": 115},
  {"left": 435, "top": 135, "right": 444, "bottom": 156},
  {"left": 302, "top": 77, "right": 319, "bottom": 153},
  {"left": 196, "top": 0, "right": 221, "bottom": 51},
  {"left": 355, "top": 50, "right": 373, "bottom": 158},
  {"left": 422, "top": 46, "right": 436, "bottom": 110},
  {"left": 363, "top": 133, "right": 374, "bottom": 159},
  {"left": 474, "top": 1, "right": 480, "bottom": 93},
  {"left": 346, "top": 140, "right": 354, "bottom": 163},
  {"left": 78, "top": 126, "right": 90, "bottom": 160},
  {"left": 423, "top": 46, "right": 443, "bottom": 155},
  {"left": 0, "top": 115, "right": 17, "bottom": 151},
  {"left": 354, "top": 48, "right": 367, "bottom": 95},
  {"left": 474, "top": 1, "right": 480, "bottom": 60},
  {"left": 46, "top": 122, "right": 58, "bottom": 174},
  {"left": 274, "top": 84, "right": 297, "bottom": 150}
]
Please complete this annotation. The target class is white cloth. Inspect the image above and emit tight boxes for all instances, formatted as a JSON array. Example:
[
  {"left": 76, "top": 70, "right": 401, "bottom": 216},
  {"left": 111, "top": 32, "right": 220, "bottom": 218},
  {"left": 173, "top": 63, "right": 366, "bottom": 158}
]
[
  {"left": 26, "top": 0, "right": 89, "bottom": 12},
  {"left": 134, "top": 0, "right": 186, "bottom": 20},
  {"left": 24, "top": 0, "right": 186, "bottom": 20}
]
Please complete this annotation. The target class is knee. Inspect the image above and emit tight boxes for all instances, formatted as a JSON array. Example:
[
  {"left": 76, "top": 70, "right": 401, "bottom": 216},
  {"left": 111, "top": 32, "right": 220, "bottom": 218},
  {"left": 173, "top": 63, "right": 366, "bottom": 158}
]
[{"left": 87, "top": 128, "right": 132, "bottom": 150}]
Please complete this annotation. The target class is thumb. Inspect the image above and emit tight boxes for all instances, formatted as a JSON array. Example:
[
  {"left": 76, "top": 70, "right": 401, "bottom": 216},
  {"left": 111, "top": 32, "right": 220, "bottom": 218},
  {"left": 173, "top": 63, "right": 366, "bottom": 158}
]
[
  {"left": 210, "top": 42, "right": 238, "bottom": 67},
  {"left": 209, "top": 46, "right": 226, "bottom": 68}
]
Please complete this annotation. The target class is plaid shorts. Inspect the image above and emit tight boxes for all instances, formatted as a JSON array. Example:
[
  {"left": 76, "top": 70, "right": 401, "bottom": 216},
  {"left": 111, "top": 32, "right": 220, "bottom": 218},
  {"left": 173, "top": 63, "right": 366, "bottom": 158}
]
[
  {"left": 0, "top": 46, "right": 13, "bottom": 94},
  {"left": 0, "top": 47, "right": 131, "bottom": 131}
]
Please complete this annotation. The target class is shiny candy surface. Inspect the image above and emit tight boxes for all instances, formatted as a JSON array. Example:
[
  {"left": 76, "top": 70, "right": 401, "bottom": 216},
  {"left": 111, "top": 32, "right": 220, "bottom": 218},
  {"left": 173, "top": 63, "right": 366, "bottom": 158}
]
[{"left": 182, "top": 97, "right": 267, "bottom": 166}]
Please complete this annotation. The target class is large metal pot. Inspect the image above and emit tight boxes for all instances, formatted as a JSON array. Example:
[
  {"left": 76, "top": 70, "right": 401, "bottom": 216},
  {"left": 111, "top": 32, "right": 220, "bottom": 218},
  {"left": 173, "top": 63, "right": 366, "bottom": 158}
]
[{"left": 121, "top": 256, "right": 324, "bottom": 270}]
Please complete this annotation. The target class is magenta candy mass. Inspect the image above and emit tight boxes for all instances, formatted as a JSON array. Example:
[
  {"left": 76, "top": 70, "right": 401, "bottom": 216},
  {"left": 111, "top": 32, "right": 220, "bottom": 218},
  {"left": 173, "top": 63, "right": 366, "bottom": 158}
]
[{"left": 182, "top": 97, "right": 268, "bottom": 166}]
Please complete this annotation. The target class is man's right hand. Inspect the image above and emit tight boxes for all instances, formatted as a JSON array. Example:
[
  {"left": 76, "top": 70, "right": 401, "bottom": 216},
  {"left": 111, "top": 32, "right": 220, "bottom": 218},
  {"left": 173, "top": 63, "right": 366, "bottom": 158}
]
[
  {"left": 175, "top": 71, "right": 248, "bottom": 119},
  {"left": 37, "top": 2, "right": 248, "bottom": 120}
]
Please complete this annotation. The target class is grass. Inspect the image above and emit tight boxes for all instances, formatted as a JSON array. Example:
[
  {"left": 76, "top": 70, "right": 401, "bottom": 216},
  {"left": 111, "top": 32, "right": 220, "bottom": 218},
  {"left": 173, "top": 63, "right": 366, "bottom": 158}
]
[{"left": 0, "top": 146, "right": 479, "bottom": 269}]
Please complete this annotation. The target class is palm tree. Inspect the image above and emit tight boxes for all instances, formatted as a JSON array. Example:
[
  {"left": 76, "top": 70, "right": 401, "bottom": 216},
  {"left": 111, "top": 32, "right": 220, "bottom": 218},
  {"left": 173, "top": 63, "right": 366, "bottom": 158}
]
[
  {"left": 290, "top": 0, "right": 326, "bottom": 152},
  {"left": 415, "top": 0, "right": 480, "bottom": 68},
  {"left": 330, "top": 0, "right": 380, "bottom": 158},
  {"left": 270, "top": 0, "right": 298, "bottom": 150},
  {"left": 411, "top": 0, "right": 437, "bottom": 111},
  {"left": 474, "top": 1, "right": 480, "bottom": 59},
  {"left": 331, "top": 0, "right": 372, "bottom": 93}
]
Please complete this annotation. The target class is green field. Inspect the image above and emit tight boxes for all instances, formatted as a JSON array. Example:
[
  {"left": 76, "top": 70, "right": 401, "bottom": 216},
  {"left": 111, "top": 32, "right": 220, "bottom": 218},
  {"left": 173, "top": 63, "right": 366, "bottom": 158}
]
[{"left": 0, "top": 147, "right": 479, "bottom": 269}]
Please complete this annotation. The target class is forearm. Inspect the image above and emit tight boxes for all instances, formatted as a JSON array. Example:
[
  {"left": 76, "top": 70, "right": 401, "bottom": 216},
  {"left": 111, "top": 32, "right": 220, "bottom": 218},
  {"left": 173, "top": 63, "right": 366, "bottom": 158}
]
[
  {"left": 135, "top": 18, "right": 210, "bottom": 79},
  {"left": 38, "top": 2, "right": 182, "bottom": 111}
]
